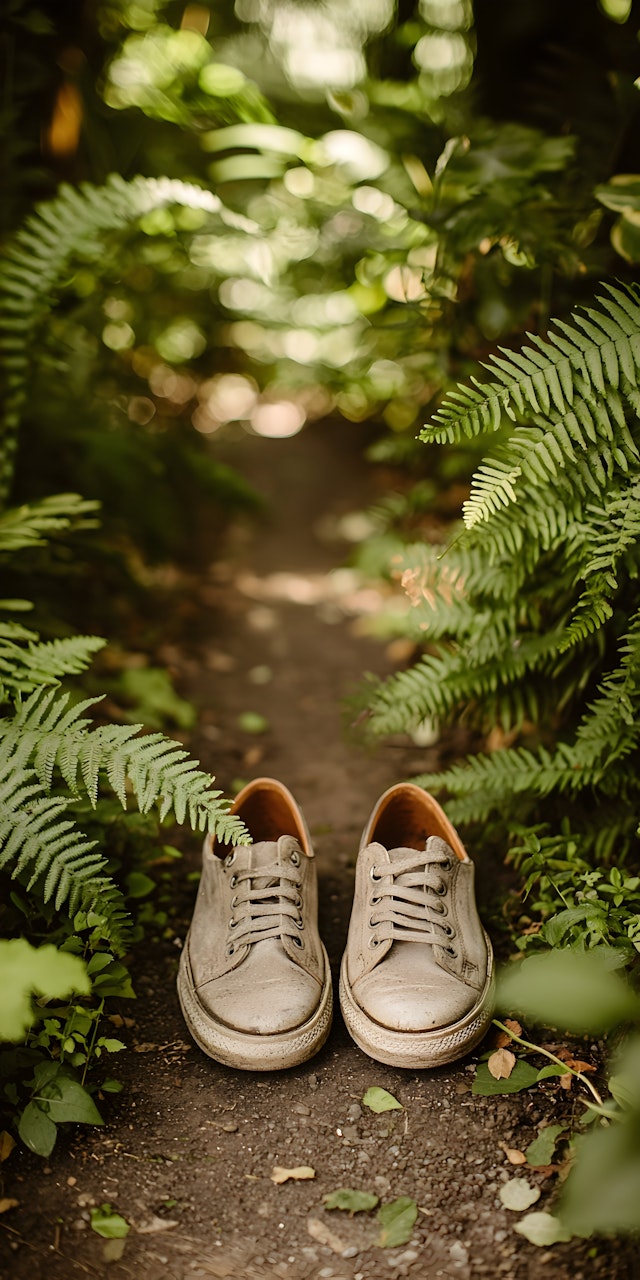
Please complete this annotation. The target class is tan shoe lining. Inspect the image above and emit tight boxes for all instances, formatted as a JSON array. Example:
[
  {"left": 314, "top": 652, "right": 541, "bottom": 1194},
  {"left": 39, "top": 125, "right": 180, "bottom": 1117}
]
[
  {"left": 370, "top": 785, "right": 467, "bottom": 861},
  {"left": 216, "top": 779, "right": 311, "bottom": 856}
]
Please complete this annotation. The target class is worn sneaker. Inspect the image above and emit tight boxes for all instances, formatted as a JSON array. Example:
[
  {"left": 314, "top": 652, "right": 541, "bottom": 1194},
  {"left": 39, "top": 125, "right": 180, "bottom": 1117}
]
[
  {"left": 339, "top": 782, "right": 494, "bottom": 1068},
  {"left": 177, "top": 777, "right": 333, "bottom": 1071}
]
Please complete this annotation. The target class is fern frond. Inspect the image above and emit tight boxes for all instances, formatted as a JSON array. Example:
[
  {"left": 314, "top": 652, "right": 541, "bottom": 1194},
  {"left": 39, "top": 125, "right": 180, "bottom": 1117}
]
[
  {"left": 0, "top": 633, "right": 106, "bottom": 700},
  {"left": 0, "top": 687, "right": 248, "bottom": 843},
  {"left": 0, "top": 750, "right": 130, "bottom": 950},
  {"left": 422, "top": 282, "right": 640, "bottom": 451},
  {"left": 0, "top": 494, "right": 100, "bottom": 553},
  {"left": 0, "top": 175, "right": 248, "bottom": 505}
]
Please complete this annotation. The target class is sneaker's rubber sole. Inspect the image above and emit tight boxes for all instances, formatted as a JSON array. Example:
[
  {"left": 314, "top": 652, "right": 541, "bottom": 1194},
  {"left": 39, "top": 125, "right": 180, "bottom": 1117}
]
[
  {"left": 339, "top": 936, "right": 495, "bottom": 1069},
  {"left": 177, "top": 942, "right": 333, "bottom": 1071}
]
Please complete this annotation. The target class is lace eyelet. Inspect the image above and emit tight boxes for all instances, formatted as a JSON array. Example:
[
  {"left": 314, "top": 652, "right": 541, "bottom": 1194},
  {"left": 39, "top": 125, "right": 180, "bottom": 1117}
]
[
  {"left": 231, "top": 895, "right": 238, "bottom": 909},
  {"left": 369, "top": 866, "right": 382, "bottom": 882},
  {"left": 435, "top": 880, "right": 447, "bottom": 896},
  {"left": 441, "top": 857, "right": 453, "bottom": 871},
  {"left": 443, "top": 922, "right": 455, "bottom": 938},
  {"left": 229, "top": 917, "right": 238, "bottom": 929},
  {"left": 227, "top": 944, "right": 235, "bottom": 956},
  {"left": 445, "top": 945, "right": 458, "bottom": 958},
  {"left": 369, "top": 916, "right": 379, "bottom": 929},
  {"left": 290, "top": 850, "right": 300, "bottom": 866},
  {"left": 293, "top": 934, "right": 304, "bottom": 948},
  {"left": 230, "top": 874, "right": 237, "bottom": 888},
  {"left": 370, "top": 895, "right": 380, "bottom": 906},
  {"left": 224, "top": 852, "right": 236, "bottom": 869},
  {"left": 294, "top": 895, "right": 303, "bottom": 908},
  {"left": 368, "top": 936, "right": 380, "bottom": 949},
  {"left": 294, "top": 916, "right": 304, "bottom": 929}
]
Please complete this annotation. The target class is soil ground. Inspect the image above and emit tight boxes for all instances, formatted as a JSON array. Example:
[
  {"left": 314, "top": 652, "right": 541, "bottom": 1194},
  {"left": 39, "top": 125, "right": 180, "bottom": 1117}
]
[{"left": 1, "top": 421, "right": 638, "bottom": 1280}]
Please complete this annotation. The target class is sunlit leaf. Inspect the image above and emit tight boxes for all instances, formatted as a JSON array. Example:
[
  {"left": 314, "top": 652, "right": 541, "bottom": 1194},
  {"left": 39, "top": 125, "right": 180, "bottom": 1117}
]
[
  {"left": 362, "top": 1087, "right": 402, "bottom": 1113},
  {"left": 377, "top": 1197, "right": 417, "bottom": 1248}
]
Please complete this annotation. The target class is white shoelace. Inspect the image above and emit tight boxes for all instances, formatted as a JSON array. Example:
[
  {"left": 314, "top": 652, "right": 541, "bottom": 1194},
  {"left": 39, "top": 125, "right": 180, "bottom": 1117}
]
[
  {"left": 226, "top": 861, "right": 304, "bottom": 955},
  {"left": 369, "top": 847, "right": 456, "bottom": 951}
]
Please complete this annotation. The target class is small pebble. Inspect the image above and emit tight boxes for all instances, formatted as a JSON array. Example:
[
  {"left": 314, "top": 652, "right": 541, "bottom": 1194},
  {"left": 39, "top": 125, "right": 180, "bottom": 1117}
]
[
  {"left": 308, "top": 1074, "right": 319, "bottom": 1091},
  {"left": 342, "top": 1126, "right": 359, "bottom": 1141},
  {"left": 293, "top": 1103, "right": 311, "bottom": 1116},
  {"left": 347, "top": 1104, "right": 362, "bottom": 1121},
  {"left": 450, "top": 1242, "right": 469, "bottom": 1264},
  {"left": 342, "top": 1247, "right": 359, "bottom": 1258},
  {"left": 222, "top": 1121, "right": 238, "bottom": 1132}
]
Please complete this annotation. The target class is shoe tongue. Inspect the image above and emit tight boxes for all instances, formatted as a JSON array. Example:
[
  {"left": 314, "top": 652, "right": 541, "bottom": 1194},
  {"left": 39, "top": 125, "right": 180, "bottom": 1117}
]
[
  {"left": 387, "top": 835, "right": 453, "bottom": 864},
  {"left": 245, "top": 840, "right": 280, "bottom": 890}
]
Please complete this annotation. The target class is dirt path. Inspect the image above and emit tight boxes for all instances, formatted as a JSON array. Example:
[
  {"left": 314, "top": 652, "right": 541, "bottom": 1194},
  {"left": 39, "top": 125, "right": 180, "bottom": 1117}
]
[{"left": 1, "top": 422, "right": 636, "bottom": 1280}]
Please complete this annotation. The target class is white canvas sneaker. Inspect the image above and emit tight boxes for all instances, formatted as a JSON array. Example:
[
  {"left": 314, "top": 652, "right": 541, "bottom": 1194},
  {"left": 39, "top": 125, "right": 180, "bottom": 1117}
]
[
  {"left": 339, "top": 782, "right": 494, "bottom": 1068},
  {"left": 177, "top": 778, "right": 333, "bottom": 1070}
]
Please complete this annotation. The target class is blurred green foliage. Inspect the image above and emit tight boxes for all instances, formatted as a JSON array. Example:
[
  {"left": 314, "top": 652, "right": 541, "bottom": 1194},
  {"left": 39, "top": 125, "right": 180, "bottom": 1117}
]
[{"left": 1, "top": 0, "right": 640, "bottom": 1199}]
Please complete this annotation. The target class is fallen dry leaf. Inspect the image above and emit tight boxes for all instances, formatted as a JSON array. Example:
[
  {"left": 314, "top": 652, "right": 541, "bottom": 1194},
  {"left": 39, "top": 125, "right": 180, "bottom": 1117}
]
[
  {"left": 306, "top": 1216, "right": 347, "bottom": 1255},
  {"left": 488, "top": 1048, "right": 516, "bottom": 1080},
  {"left": 495, "top": 1019, "right": 523, "bottom": 1048},
  {"left": 555, "top": 1048, "right": 595, "bottom": 1073},
  {"left": 499, "top": 1142, "right": 526, "bottom": 1165},
  {"left": 107, "top": 1015, "right": 135, "bottom": 1030},
  {"left": 499, "top": 1179, "right": 541, "bottom": 1211},
  {"left": 559, "top": 1073, "right": 573, "bottom": 1090},
  {"left": 271, "top": 1166, "right": 316, "bottom": 1184},
  {"left": 0, "top": 1199, "right": 19, "bottom": 1213},
  {"left": 135, "top": 1216, "right": 178, "bottom": 1234},
  {"left": 0, "top": 1132, "right": 15, "bottom": 1163}
]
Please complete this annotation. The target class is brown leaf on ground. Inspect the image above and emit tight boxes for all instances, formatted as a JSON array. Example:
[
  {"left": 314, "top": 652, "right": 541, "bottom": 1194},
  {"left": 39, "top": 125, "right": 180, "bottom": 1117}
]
[
  {"left": 0, "top": 1199, "right": 19, "bottom": 1213},
  {"left": 107, "top": 1015, "right": 135, "bottom": 1030},
  {"left": 135, "top": 1215, "right": 179, "bottom": 1234},
  {"left": 494, "top": 1018, "right": 523, "bottom": 1048},
  {"left": 271, "top": 1166, "right": 315, "bottom": 1184},
  {"left": 555, "top": 1048, "right": 595, "bottom": 1073},
  {"left": 536, "top": 1165, "right": 560, "bottom": 1180},
  {"left": 559, "top": 1073, "right": 573, "bottom": 1090},
  {"left": 499, "top": 1142, "right": 526, "bottom": 1165},
  {"left": 0, "top": 1132, "right": 15, "bottom": 1163},
  {"left": 488, "top": 1048, "right": 516, "bottom": 1080},
  {"left": 306, "top": 1216, "right": 347, "bottom": 1254}
]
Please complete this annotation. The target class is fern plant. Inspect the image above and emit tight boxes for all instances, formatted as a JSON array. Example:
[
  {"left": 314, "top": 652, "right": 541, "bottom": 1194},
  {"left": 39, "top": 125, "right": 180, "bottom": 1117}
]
[
  {"left": 0, "top": 174, "right": 247, "bottom": 506},
  {"left": 0, "top": 488, "right": 247, "bottom": 953},
  {"left": 364, "top": 281, "right": 640, "bottom": 895}
]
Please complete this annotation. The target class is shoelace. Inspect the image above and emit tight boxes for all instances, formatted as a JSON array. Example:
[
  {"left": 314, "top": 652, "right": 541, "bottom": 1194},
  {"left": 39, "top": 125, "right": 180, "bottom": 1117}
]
[
  {"left": 368, "top": 848, "right": 456, "bottom": 951},
  {"left": 226, "top": 860, "right": 304, "bottom": 955}
]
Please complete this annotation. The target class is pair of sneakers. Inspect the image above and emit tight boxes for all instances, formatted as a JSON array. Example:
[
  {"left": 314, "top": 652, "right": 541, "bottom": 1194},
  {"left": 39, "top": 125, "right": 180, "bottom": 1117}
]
[{"left": 177, "top": 778, "right": 495, "bottom": 1072}]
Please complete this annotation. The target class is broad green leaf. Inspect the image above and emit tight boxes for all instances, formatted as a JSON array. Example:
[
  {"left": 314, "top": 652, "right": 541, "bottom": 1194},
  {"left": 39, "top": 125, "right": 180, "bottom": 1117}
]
[
  {"left": 377, "top": 1197, "right": 418, "bottom": 1248},
  {"left": 90, "top": 1204, "right": 130, "bottom": 1239},
  {"left": 362, "top": 1087, "right": 402, "bottom": 1113},
  {"left": 100, "top": 1079, "right": 124, "bottom": 1094},
  {"left": 560, "top": 1120, "right": 640, "bottom": 1234},
  {"left": 323, "top": 1188, "right": 379, "bottom": 1214},
  {"left": 0, "top": 938, "right": 89, "bottom": 1042},
  {"left": 536, "top": 1063, "right": 569, "bottom": 1081},
  {"left": 526, "top": 1124, "right": 566, "bottom": 1166},
  {"left": 472, "top": 1058, "right": 539, "bottom": 1096},
  {"left": 18, "top": 1102, "right": 57, "bottom": 1157},
  {"left": 497, "top": 951, "right": 640, "bottom": 1034},
  {"left": 125, "top": 871, "right": 155, "bottom": 899},
  {"left": 38, "top": 1074, "right": 103, "bottom": 1126},
  {"left": 499, "top": 1178, "right": 541, "bottom": 1211},
  {"left": 514, "top": 1212, "right": 573, "bottom": 1247}
]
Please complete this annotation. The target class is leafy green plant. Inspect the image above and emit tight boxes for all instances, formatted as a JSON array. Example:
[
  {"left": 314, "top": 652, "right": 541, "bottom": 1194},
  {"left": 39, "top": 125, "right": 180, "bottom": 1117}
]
[
  {"left": 363, "top": 282, "right": 640, "bottom": 886},
  {"left": 493, "top": 950, "right": 640, "bottom": 1240}
]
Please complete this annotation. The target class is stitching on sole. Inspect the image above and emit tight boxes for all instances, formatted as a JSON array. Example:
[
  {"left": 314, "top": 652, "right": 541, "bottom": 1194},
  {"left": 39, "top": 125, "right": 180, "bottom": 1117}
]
[
  {"left": 339, "top": 943, "right": 495, "bottom": 1069},
  {"left": 177, "top": 945, "right": 333, "bottom": 1071}
]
